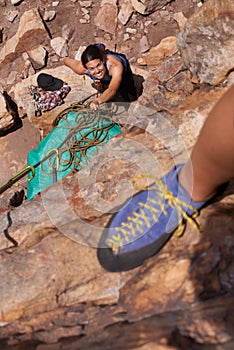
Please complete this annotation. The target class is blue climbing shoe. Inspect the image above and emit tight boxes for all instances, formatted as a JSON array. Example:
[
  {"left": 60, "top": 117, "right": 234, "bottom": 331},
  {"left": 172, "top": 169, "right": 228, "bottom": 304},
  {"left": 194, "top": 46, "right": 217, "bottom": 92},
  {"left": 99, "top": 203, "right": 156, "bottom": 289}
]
[{"left": 97, "top": 164, "right": 205, "bottom": 272}]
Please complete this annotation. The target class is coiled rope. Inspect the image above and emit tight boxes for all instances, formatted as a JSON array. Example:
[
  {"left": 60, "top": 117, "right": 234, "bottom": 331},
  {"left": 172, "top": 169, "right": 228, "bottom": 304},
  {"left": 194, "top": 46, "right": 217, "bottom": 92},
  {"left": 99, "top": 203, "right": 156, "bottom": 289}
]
[
  {"left": 0, "top": 101, "right": 120, "bottom": 195},
  {"left": 41, "top": 103, "right": 120, "bottom": 175}
]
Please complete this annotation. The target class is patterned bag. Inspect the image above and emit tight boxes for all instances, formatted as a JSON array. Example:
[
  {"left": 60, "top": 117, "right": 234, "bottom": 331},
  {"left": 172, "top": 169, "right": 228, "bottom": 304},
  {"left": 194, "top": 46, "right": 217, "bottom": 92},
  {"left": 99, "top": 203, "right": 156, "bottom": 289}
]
[{"left": 29, "top": 73, "right": 71, "bottom": 116}]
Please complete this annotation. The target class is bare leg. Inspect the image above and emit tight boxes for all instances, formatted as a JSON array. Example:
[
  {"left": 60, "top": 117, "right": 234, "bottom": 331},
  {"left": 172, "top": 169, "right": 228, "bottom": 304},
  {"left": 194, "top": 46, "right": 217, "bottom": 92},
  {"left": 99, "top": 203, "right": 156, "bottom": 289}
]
[{"left": 179, "top": 85, "right": 234, "bottom": 202}]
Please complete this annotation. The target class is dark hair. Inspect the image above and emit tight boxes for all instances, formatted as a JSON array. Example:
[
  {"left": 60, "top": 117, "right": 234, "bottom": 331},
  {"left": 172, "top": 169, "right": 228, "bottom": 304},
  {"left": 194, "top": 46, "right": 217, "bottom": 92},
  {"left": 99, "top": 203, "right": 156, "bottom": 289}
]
[{"left": 81, "top": 44, "right": 106, "bottom": 68}]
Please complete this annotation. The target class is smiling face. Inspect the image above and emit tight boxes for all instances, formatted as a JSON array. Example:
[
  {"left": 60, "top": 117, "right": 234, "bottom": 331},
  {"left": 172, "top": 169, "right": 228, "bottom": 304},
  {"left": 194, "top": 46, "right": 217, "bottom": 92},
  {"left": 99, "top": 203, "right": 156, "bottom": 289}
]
[{"left": 85, "top": 59, "right": 106, "bottom": 79}]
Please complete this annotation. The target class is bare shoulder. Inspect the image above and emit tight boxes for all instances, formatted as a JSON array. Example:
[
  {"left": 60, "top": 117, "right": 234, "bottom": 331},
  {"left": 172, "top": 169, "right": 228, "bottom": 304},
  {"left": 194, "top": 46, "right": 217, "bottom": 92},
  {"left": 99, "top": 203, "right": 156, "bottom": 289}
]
[
  {"left": 106, "top": 54, "right": 123, "bottom": 74},
  {"left": 107, "top": 54, "right": 123, "bottom": 66}
]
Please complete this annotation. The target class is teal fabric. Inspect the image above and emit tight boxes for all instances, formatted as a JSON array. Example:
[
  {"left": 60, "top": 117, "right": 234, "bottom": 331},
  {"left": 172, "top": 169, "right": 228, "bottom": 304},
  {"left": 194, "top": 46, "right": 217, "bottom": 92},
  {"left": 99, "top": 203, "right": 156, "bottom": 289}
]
[{"left": 27, "top": 111, "right": 121, "bottom": 200}]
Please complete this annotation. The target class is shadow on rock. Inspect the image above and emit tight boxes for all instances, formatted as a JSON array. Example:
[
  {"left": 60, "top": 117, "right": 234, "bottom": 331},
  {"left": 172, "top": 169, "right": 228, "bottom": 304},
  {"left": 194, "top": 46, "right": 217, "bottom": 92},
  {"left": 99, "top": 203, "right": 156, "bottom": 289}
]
[
  {"left": 133, "top": 73, "right": 144, "bottom": 99},
  {"left": 0, "top": 91, "right": 22, "bottom": 137}
]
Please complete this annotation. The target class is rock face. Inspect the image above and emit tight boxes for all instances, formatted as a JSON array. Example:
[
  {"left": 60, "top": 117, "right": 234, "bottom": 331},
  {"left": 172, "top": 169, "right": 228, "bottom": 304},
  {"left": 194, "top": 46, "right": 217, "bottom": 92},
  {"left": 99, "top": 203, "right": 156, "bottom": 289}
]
[
  {"left": 0, "top": 142, "right": 233, "bottom": 349},
  {"left": 0, "top": 8, "right": 49, "bottom": 68},
  {"left": 145, "top": 36, "right": 178, "bottom": 67},
  {"left": 177, "top": 0, "right": 234, "bottom": 84},
  {"left": 0, "top": 1, "right": 234, "bottom": 349}
]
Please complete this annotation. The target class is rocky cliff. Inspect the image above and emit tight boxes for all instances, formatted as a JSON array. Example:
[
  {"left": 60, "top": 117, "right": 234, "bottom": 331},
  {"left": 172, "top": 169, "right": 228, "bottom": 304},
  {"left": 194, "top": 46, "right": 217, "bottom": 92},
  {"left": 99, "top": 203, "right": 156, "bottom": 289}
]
[{"left": 0, "top": 0, "right": 234, "bottom": 349}]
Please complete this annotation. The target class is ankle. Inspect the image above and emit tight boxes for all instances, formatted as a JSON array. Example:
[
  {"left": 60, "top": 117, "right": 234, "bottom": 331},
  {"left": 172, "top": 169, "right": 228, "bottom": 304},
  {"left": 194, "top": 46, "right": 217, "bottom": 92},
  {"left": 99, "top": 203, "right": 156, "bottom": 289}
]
[{"left": 178, "top": 164, "right": 215, "bottom": 203}]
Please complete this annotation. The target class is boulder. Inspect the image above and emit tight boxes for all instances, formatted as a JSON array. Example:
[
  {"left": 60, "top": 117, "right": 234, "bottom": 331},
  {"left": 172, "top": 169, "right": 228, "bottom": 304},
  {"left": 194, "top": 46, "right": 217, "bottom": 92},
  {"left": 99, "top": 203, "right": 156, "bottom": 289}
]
[
  {"left": 0, "top": 8, "right": 50, "bottom": 69},
  {"left": 145, "top": 36, "right": 178, "bottom": 67},
  {"left": 177, "top": 0, "right": 234, "bottom": 85},
  {"left": 94, "top": 3, "right": 118, "bottom": 34}
]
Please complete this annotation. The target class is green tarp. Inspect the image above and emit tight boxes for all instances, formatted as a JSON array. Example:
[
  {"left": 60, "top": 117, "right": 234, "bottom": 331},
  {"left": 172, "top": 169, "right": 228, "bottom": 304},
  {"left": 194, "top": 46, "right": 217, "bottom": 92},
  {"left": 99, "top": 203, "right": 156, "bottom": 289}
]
[{"left": 27, "top": 110, "right": 121, "bottom": 200}]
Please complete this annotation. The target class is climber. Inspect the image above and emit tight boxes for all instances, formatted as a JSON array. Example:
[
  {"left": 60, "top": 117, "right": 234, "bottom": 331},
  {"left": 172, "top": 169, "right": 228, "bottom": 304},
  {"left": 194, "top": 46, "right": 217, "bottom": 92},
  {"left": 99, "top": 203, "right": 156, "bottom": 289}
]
[
  {"left": 97, "top": 84, "right": 234, "bottom": 272},
  {"left": 63, "top": 43, "right": 138, "bottom": 110}
]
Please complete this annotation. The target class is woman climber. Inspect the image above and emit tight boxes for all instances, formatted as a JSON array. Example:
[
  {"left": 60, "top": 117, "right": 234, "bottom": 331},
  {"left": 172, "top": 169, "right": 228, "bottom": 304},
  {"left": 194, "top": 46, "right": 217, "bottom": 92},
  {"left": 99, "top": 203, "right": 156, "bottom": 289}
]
[{"left": 64, "top": 44, "right": 138, "bottom": 110}]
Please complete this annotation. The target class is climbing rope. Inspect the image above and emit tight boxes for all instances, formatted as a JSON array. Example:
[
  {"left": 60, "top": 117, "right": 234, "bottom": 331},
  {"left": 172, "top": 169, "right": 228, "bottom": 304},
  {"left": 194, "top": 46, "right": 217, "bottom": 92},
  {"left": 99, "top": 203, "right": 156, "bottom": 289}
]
[
  {"left": 41, "top": 103, "right": 120, "bottom": 175},
  {"left": 0, "top": 101, "right": 120, "bottom": 195}
]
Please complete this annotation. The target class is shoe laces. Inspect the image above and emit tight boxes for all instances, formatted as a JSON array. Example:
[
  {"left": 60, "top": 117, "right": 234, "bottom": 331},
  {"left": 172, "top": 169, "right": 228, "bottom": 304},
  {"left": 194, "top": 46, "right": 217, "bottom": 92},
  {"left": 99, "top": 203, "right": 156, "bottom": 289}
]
[{"left": 106, "top": 174, "right": 201, "bottom": 254}]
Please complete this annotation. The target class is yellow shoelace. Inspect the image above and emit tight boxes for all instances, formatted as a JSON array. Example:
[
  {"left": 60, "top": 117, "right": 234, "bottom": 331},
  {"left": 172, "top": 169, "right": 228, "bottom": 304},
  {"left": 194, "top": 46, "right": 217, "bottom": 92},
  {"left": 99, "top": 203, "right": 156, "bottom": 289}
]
[{"left": 106, "top": 174, "right": 201, "bottom": 254}]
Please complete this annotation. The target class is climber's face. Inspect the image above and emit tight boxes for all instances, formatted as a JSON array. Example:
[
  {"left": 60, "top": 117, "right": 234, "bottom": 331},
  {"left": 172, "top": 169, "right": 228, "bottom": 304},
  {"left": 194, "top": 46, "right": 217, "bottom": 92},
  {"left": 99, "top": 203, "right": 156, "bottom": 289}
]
[{"left": 86, "top": 59, "right": 106, "bottom": 79}]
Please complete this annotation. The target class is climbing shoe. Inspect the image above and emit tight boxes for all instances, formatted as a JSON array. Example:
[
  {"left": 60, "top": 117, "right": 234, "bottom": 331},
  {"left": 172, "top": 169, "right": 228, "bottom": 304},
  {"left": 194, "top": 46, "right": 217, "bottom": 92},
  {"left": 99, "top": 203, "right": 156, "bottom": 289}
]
[{"left": 97, "top": 164, "right": 205, "bottom": 272}]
